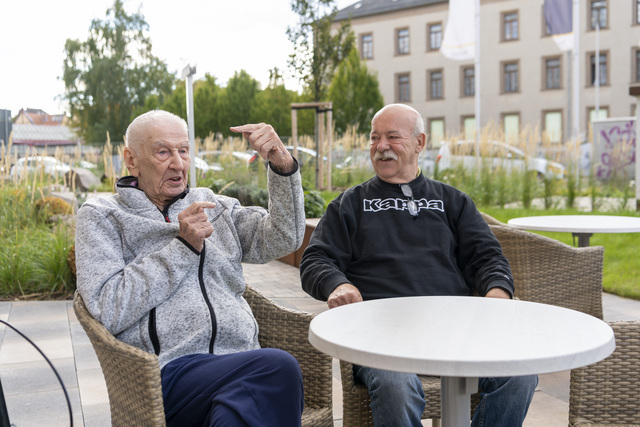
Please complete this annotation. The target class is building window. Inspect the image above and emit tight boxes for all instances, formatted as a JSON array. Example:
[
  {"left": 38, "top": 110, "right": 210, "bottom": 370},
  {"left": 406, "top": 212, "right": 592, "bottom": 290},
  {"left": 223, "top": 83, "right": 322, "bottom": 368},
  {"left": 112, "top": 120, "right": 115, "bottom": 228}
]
[
  {"left": 636, "top": 0, "right": 640, "bottom": 25},
  {"left": 502, "top": 11, "right": 519, "bottom": 41},
  {"left": 397, "top": 73, "right": 411, "bottom": 102},
  {"left": 428, "top": 70, "right": 443, "bottom": 100},
  {"left": 462, "top": 116, "right": 476, "bottom": 140},
  {"left": 590, "top": 0, "right": 607, "bottom": 30},
  {"left": 428, "top": 23, "right": 442, "bottom": 51},
  {"left": 396, "top": 28, "right": 410, "bottom": 55},
  {"left": 428, "top": 118, "right": 445, "bottom": 148},
  {"left": 588, "top": 106, "right": 608, "bottom": 123},
  {"left": 589, "top": 52, "right": 608, "bottom": 86},
  {"left": 462, "top": 67, "right": 475, "bottom": 97},
  {"left": 545, "top": 57, "right": 562, "bottom": 90},
  {"left": 503, "top": 113, "right": 520, "bottom": 142},
  {"left": 360, "top": 34, "right": 373, "bottom": 60},
  {"left": 635, "top": 49, "right": 640, "bottom": 82},
  {"left": 503, "top": 61, "right": 519, "bottom": 93},
  {"left": 543, "top": 111, "right": 562, "bottom": 143}
]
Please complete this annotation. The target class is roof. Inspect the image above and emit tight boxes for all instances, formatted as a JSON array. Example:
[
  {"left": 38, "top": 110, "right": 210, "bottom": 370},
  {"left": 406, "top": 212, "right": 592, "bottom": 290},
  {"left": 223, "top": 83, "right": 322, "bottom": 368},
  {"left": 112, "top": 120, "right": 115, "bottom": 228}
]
[
  {"left": 335, "top": 0, "right": 447, "bottom": 21},
  {"left": 14, "top": 108, "right": 68, "bottom": 126},
  {"left": 11, "top": 124, "right": 81, "bottom": 146}
]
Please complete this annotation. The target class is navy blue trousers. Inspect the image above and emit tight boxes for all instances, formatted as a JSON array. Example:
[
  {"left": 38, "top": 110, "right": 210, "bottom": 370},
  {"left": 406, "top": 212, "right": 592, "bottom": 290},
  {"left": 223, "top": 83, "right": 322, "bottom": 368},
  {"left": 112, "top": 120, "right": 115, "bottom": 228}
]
[{"left": 161, "top": 348, "right": 304, "bottom": 427}]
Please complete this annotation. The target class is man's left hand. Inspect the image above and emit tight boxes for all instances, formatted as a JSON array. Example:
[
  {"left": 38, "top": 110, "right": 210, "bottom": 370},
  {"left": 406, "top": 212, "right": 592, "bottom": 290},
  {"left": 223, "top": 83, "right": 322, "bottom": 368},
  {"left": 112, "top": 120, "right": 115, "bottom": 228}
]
[
  {"left": 485, "top": 288, "right": 511, "bottom": 299},
  {"left": 230, "top": 123, "right": 295, "bottom": 173}
]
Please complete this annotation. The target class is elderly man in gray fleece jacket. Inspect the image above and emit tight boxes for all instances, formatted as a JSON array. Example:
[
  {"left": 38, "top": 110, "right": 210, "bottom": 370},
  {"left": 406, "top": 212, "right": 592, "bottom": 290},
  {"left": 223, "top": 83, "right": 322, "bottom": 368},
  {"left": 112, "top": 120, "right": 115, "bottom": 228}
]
[{"left": 75, "top": 110, "right": 306, "bottom": 427}]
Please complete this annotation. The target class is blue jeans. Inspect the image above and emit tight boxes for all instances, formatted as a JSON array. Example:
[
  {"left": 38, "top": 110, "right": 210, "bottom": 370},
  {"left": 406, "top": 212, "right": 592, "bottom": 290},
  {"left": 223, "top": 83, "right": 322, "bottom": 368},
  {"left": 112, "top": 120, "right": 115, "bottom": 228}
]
[{"left": 354, "top": 365, "right": 538, "bottom": 427}]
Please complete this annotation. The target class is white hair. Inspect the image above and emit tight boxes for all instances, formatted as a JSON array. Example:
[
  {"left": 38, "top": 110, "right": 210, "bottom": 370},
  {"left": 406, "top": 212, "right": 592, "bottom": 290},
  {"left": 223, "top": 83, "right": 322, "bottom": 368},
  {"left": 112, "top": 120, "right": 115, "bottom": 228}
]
[
  {"left": 124, "top": 110, "right": 188, "bottom": 151},
  {"left": 372, "top": 104, "right": 425, "bottom": 138}
]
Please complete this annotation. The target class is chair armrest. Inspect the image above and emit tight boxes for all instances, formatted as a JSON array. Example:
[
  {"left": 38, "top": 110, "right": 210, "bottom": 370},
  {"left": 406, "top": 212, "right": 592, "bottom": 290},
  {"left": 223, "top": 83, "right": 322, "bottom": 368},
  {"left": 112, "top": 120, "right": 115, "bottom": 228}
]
[
  {"left": 243, "top": 284, "right": 332, "bottom": 411},
  {"left": 73, "top": 291, "right": 166, "bottom": 426}
]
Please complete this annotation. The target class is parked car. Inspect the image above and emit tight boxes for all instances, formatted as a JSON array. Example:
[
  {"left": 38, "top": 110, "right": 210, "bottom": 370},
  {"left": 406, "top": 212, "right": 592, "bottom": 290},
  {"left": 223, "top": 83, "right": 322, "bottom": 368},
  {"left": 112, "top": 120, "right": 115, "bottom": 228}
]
[
  {"left": 193, "top": 156, "right": 223, "bottom": 173},
  {"left": 199, "top": 150, "right": 259, "bottom": 169},
  {"left": 10, "top": 156, "right": 71, "bottom": 178},
  {"left": 284, "top": 145, "right": 328, "bottom": 168},
  {"left": 435, "top": 140, "right": 565, "bottom": 179}
]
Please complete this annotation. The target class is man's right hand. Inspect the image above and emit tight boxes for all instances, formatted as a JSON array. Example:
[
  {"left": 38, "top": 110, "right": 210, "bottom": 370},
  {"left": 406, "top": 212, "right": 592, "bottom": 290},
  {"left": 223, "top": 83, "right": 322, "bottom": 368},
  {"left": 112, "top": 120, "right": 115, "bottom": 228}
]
[
  {"left": 178, "top": 202, "right": 216, "bottom": 252},
  {"left": 327, "top": 283, "right": 363, "bottom": 309}
]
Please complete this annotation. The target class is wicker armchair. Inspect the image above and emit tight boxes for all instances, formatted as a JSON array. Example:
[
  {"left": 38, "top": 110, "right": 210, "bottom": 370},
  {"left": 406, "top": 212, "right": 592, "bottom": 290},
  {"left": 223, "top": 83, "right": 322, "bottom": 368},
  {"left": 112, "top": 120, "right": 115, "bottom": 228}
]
[
  {"left": 569, "top": 320, "right": 640, "bottom": 426},
  {"left": 489, "top": 225, "right": 604, "bottom": 319},
  {"left": 73, "top": 292, "right": 165, "bottom": 427},
  {"left": 479, "top": 211, "right": 504, "bottom": 225},
  {"left": 73, "top": 284, "right": 333, "bottom": 426}
]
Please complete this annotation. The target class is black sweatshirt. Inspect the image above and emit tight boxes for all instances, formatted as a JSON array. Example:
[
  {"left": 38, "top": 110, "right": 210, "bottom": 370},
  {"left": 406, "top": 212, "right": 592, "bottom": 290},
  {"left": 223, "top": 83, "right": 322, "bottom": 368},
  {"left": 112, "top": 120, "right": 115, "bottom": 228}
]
[{"left": 300, "top": 174, "right": 514, "bottom": 301}]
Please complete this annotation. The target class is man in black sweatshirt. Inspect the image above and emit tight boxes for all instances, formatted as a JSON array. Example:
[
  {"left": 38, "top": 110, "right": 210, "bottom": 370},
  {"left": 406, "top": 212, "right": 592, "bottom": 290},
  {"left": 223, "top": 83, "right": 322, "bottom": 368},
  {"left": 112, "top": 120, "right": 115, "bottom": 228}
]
[{"left": 300, "top": 104, "right": 537, "bottom": 427}]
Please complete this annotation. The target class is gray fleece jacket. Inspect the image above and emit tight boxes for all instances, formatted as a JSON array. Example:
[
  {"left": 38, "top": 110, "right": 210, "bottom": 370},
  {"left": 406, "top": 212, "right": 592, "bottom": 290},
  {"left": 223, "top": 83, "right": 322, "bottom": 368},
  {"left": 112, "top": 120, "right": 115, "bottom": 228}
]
[{"left": 75, "top": 165, "right": 305, "bottom": 368}]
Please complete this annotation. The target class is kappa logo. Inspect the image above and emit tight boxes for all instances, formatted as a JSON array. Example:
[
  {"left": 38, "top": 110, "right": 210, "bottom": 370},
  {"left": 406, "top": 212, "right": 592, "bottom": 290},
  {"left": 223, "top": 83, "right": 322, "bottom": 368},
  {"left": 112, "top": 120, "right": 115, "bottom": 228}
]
[{"left": 363, "top": 198, "right": 444, "bottom": 213}]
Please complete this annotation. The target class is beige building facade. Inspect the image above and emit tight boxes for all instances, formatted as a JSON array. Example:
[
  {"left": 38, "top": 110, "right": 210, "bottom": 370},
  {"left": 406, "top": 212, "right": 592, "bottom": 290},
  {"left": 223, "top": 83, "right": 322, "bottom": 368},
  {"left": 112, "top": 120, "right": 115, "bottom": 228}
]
[{"left": 335, "top": 0, "right": 640, "bottom": 148}]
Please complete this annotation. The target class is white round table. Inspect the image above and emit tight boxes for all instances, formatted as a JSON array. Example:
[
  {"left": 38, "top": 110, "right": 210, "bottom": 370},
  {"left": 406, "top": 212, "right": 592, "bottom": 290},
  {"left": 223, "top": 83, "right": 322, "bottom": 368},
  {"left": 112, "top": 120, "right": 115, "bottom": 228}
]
[
  {"left": 308, "top": 296, "right": 615, "bottom": 427},
  {"left": 507, "top": 215, "right": 640, "bottom": 247}
]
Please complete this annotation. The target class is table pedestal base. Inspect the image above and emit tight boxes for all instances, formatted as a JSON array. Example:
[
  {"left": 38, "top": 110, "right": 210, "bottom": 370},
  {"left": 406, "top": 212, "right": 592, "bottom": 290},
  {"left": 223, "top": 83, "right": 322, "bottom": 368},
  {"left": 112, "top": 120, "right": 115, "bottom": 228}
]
[
  {"left": 572, "top": 232, "right": 593, "bottom": 247},
  {"left": 441, "top": 376, "right": 477, "bottom": 427}
]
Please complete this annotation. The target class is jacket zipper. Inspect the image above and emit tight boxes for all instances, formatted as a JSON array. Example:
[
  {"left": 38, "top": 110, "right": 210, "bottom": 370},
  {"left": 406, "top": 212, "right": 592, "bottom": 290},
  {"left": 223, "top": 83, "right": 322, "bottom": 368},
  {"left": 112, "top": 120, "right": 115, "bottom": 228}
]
[
  {"left": 148, "top": 200, "right": 217, "bottom": 356},
  {"left": 198, "top": 243, "right": 217, "bottom": 353}
]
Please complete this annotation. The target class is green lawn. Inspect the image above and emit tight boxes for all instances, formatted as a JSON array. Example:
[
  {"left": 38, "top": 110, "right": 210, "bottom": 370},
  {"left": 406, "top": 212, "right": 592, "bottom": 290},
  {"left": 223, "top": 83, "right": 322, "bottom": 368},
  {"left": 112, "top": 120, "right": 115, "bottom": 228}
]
[{"left": 481, "top": 207, "right": 640, "bottom": 301}]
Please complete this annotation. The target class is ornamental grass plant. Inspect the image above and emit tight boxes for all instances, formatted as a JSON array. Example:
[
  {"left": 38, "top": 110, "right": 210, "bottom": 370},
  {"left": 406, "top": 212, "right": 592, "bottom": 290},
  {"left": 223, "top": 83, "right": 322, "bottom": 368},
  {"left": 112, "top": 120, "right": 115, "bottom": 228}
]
[{"left": 0, "top": 122, "right": 638, "bottom": 300}]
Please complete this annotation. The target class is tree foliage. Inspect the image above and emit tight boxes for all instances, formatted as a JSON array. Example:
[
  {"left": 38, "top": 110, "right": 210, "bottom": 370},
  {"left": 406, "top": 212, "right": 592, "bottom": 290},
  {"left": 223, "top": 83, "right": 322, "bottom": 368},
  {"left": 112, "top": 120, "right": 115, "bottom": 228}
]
[
  {"left": 62, "top": 0, "right": 174, "bottom": 143},
  {"left": 287, "top": 0, "right": 355, "bottom": 102},
  {"left": 329, "top": 49, "right": 384, "bottom": 135}
]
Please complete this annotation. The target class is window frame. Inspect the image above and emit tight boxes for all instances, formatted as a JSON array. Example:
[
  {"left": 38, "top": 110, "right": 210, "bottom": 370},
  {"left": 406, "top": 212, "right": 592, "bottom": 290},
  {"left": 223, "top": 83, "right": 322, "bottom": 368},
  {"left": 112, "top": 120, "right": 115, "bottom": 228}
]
[
  {"left": 501, "top": 112, "right": 521, "bottom": 143},
  {"left": 633, "top": 48, "right": 640, "bottom": 82},
  {"left": 502, "top": 10, "right": 519, "bottom": 42},
  {"left": 360, "top": 33, "right": 374, "bottom": 60},
  {"left": 427, "top": 117, "right": 445, "bottom": 149},
  {"left": 460, "top": 115, "right": 476, "bottom": 140},
  {"left": 501, "top": 60, "right": 520, "bottom": 94},
  {"left": 396, "top": 27, "right": 410, "bottom": 56},
  {"left": 427, "top": 22, "right": 443, "bottom": 51},
  {"left": 396, "top": 72, "right": 411, "bottom": 102},
  {"left": 587, "top": 50, "right": 609, "bottom": 86},
  {"left": 461, "top": 66, "right": 475, "bottom": 98},
  {"left": 428, "top": 69, "right": 444, "bottom": 100},
  {"left": 542, "top": 110, "right": 563, "bottom": 144},
  {"left": 543, "top": 55, "right": 562, "bottom": 90},
  {"left": 589, "top": 0, "right": 608, "bottom": 30}
]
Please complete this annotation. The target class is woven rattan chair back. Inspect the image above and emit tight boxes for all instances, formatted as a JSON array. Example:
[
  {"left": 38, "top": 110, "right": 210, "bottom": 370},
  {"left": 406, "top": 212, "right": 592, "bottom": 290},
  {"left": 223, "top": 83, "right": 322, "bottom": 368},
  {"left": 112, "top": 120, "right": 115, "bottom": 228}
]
[
  {"left": 479, "top": 212, "right": 504, "bottom": 225},
  {"left": 74, "top": 292, "right": 166, "bottom": 427},
  {"left": 243, "top": 284, "right": 333, "bottom": 426},
  {"left": 569, "top": 320, "right": 640, "bottom": 426},
  {"left": 489, "top": 225, "right": 604, "bottom": 319}
]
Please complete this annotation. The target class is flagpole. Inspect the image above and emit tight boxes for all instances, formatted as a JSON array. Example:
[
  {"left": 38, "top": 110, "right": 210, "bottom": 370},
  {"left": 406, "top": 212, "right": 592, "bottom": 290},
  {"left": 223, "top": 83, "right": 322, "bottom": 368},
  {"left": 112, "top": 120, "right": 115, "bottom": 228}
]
[
  {"left": 474, "top": 0, "right": 481, "bottom": 164},
  {"left": 572, "top": 0, "right": 580, "bottom": 142},
  {"left": 595, "top": 21, "right": 600, "bottom": 117}
]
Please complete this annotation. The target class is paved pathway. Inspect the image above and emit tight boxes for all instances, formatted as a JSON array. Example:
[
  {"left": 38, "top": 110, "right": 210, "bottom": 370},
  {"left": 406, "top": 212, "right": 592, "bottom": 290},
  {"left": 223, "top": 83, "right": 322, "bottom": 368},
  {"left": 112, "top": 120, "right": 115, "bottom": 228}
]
[{"left": 0, "top": 259, "right": 638, "bottom": 426}]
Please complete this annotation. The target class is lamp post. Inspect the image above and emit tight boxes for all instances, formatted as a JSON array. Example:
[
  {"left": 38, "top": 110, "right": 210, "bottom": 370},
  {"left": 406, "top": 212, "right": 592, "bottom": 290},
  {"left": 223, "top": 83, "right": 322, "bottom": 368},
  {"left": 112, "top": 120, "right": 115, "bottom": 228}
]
[{"left": 182, "top": 64, "right": 197, "bottom": 189}]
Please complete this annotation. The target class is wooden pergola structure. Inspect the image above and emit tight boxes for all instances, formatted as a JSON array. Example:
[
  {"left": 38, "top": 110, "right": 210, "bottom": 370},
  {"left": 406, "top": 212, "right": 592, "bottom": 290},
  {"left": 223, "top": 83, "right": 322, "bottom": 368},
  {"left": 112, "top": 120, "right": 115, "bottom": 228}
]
[{"left": 290, "top": 102, "right": 333, "bottom": 190}]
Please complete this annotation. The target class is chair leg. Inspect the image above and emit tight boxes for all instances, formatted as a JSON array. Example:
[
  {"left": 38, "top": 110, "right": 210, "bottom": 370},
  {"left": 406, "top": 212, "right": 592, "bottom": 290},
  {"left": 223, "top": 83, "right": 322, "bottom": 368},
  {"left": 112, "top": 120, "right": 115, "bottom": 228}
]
[{"left": 432, "top": 419, "right": 441, "bottom": 427}]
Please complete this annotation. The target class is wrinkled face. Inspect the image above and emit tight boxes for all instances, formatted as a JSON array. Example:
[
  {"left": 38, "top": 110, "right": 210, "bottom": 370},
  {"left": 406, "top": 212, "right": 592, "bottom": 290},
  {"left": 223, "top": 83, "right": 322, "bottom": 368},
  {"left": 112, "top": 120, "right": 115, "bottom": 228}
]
[
  {"left": 126, "top": 120, "right": 190, "bottom": 208},
  {"left": 369, "top": 107, "right": 425, "bottom": 184}
]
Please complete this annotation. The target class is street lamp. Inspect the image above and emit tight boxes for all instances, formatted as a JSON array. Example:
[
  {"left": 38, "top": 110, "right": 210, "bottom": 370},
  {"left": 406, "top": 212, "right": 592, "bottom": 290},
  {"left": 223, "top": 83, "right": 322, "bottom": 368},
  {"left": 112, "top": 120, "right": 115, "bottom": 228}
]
[{"left": 182, "top": 64, "right": 197, "bottom": 188}]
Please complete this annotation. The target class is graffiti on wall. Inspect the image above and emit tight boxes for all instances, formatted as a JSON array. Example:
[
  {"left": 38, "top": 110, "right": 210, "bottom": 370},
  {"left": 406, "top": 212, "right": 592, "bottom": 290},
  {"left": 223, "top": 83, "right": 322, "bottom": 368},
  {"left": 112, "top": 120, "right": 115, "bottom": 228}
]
[{"left": 593, "top": 119, "right": 636, "bottom": 180}]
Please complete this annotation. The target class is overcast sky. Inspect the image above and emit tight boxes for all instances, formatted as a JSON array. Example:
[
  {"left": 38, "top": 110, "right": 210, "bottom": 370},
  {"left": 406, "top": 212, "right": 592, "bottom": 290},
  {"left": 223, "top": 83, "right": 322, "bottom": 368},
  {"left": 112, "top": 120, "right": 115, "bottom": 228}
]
[{"left": 0, "top": 0, "right": 355, "bottom": 116}]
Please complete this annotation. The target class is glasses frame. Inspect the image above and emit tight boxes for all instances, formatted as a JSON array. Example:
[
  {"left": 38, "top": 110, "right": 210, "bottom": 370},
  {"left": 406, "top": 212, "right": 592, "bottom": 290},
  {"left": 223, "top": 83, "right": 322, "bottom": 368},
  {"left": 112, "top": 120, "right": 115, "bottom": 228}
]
[{"left": 400, "top": 184, "right": 419, "bottom": 218}]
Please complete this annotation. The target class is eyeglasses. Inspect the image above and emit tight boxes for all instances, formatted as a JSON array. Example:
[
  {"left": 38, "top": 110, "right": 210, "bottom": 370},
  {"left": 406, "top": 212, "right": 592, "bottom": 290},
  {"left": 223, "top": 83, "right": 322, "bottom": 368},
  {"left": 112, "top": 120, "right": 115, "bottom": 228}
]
[{"left": 400, "top": 184, "right": 419, "bottom": 218}]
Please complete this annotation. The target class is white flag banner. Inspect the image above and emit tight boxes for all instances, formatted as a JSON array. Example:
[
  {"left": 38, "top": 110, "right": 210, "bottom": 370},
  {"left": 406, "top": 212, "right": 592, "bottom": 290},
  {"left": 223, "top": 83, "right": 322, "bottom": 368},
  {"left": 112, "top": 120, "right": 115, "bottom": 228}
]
[
  {"left": 440, "top": 0, "right": 476, "bottom": 61},
  {"left": 544, "top": 0, "right": 574, "bottom": 52}
]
